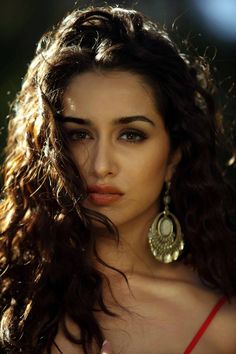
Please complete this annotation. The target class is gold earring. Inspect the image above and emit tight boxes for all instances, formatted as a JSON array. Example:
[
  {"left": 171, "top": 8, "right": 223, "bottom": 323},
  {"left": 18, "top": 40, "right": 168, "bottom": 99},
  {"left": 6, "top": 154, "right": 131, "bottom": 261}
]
[{"left": 148, "top": 181, "right": 184, "bottom": 263}]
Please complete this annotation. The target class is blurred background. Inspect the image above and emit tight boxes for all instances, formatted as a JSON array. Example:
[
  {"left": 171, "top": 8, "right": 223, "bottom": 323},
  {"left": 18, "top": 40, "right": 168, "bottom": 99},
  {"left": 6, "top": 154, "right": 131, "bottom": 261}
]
[{"left": 0, "top": 0, "right": 236, "bottom": 180}]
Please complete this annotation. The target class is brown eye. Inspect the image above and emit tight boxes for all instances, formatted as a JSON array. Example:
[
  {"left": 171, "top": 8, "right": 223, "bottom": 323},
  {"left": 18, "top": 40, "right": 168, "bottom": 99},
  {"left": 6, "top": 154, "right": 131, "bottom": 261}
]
[
  {"left": 119, "top": 129, "right": 147, "bottom": 143},
  {"left": 66, "top": 130, "right": 92, "bottom": 142}
]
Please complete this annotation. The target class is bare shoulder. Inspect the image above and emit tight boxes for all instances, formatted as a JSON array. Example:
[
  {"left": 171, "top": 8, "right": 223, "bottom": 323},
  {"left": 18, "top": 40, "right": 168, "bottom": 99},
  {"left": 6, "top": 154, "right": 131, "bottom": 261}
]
[
  {"left": 220, "top": 296, "right": 236, "bottom": 323},
  {"left": 177, "top": 276, "right": 236, "bottom": 353},
  {"left": 49, "top": 318, "right": 99, "bottom": 354},
  {"left": 211, "top": 296, "right": 236, "bottom": 352},
  {"left": 49, "top": 329, "right": 82, "bottom": 354},
  {"left": 142, "top": 264, "right": 236, "bottom": 354}
]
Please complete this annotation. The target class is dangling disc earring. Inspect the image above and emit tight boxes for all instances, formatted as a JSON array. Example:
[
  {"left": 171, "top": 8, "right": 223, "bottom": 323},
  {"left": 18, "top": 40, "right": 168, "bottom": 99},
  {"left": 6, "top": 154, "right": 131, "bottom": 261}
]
[{"left": 148, "top": 181, "right": 184, "bottom": 263}]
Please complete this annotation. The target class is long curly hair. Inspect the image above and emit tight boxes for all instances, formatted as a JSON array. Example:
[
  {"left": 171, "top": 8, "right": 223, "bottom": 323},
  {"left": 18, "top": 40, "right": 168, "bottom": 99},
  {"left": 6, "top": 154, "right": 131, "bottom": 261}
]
[{"left": 0, "top": 5, "right": 236, "bottom": 354}]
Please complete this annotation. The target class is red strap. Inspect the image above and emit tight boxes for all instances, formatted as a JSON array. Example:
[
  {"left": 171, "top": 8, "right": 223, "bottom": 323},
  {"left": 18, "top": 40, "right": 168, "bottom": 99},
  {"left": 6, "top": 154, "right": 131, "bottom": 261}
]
[{"left": 184, "top": 296, "right": 226, "bottom": 354}]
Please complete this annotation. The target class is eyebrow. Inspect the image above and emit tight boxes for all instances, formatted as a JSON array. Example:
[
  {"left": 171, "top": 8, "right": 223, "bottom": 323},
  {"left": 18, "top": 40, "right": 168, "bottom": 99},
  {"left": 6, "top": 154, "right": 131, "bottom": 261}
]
[{"left": 56, "top": 114, "right": 155, "bottom": 127}]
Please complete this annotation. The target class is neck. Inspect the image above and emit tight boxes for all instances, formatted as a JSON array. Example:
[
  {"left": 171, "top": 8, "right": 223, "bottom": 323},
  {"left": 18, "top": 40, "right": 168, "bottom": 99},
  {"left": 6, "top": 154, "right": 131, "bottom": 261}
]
[{"left": 92, "top": 212, "right": 171, "bottom": 278}]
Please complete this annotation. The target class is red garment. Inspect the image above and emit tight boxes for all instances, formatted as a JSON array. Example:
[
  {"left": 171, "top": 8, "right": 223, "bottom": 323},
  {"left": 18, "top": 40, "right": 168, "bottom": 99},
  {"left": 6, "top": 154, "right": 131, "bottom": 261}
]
[{"left": 184, "top": 297, "right": 226, "bottom": 353}]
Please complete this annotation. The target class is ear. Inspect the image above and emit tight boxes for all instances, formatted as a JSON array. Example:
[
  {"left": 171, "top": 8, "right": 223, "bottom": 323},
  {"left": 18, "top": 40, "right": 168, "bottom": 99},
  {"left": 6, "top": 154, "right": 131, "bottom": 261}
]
[{"left": 165, "top": 148, "right": 181, "bottom": 182}]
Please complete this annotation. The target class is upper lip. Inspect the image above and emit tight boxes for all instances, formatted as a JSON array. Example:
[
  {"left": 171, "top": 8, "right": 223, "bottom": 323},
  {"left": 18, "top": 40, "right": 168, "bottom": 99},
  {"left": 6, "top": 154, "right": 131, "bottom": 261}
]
[{"left": 88, "top": 185, "right": 123, "bottom": 194}]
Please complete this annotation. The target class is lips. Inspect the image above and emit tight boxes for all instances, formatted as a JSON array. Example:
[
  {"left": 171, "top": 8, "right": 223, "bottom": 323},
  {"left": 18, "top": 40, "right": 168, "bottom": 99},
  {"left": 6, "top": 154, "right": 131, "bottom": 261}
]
[
  {"left": 87, "top": 185, "right": 123, "bottom": 206},
  {"left": 88, "top": 185, "right": 123, "bottom": 194}
]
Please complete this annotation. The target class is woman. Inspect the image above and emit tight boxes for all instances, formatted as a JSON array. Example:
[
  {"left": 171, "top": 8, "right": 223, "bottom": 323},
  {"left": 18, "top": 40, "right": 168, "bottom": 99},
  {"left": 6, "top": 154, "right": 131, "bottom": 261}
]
[{"left": 0, "top": 5, "right": 236, "bottom": 354}]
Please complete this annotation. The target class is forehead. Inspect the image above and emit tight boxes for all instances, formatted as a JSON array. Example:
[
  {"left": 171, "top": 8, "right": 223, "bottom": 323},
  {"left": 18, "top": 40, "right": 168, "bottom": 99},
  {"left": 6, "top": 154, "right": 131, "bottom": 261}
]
[{"left": 62, "top": 70, "right": 158, "bottom": 117}]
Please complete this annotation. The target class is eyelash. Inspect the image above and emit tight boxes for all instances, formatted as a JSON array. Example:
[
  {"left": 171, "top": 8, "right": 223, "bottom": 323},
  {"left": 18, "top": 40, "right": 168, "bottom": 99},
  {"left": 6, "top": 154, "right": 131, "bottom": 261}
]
[
  {"left": 121, "top": 129, "right": 148, "bottom": 142},
  {"left": 66, "top": 130, "right": 90, "bottom": 141},
  {"left": 65, "top": 129, "right": 147, "bottom": 143}
]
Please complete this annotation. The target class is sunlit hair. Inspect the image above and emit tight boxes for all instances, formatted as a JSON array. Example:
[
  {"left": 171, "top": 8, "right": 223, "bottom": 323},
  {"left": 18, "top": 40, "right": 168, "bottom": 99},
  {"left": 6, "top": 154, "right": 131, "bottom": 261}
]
[{"left": 0, "top": 6, "right": 236, "bottom": 354}]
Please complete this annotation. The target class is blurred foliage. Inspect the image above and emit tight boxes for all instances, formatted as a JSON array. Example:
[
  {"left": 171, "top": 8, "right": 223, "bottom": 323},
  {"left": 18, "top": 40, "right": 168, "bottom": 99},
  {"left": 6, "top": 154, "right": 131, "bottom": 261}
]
[{"left": 0, "top": 0, "right": 235, "bottom": 183}]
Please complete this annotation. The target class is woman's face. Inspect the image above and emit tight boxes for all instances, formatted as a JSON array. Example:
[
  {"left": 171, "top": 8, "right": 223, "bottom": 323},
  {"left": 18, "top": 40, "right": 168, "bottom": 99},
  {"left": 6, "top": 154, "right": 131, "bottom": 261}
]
[{"left": 62, "top": 70, "right": 178, "bottom": 228}]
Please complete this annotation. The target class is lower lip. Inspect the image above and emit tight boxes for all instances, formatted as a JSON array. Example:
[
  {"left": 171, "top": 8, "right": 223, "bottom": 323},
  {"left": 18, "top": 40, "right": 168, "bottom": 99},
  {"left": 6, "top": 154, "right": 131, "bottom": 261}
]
[{"left": 88, "top": 193, "right": 122, "bottom": 206}]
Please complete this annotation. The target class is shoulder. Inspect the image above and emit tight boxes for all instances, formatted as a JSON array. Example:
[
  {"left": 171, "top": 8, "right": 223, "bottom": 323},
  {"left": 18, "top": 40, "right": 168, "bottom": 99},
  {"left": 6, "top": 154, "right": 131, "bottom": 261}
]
[
  {"left": 167, "top": 276, "right": 236, "bottom": 353},
  {"left": 143, "top": 266, "right": 236, "bottom": 352},
  {"left": 210, "top": 296, "right": 236, "bottom": 353},
  {"left": 50, "top": 317, "right": 99, "bottom": 354},
  {"left": 178, "top": 279, "right": 236, "bottom": 353}
]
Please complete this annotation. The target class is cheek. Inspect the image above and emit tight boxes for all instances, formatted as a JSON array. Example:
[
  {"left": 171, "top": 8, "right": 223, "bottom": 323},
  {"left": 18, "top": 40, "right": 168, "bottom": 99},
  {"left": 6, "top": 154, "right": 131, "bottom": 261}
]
[
  {"left": 139, "top": 160, "right": 168, "bottom": 198},
  {"left": 124, "top": 148, "right": 170, "bottom": 206},
  {"left": 133, "top": 148, "right": 170, "bottom": 183},
  {"left": 145, "top": 150, "right": 170, "bottom": 191},
  {"left": 69, "top": 145, "right": 90, "bottom": 172}
]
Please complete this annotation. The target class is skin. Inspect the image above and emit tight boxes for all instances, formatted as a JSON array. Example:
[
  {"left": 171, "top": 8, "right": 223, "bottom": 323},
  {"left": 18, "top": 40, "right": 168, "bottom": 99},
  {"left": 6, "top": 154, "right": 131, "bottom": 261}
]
[
  {"left": 51, "top": 70, "right": 236, "bottom": 354},
  {"left": 62, "top": 70, "right": 179, "bottom": 273}
]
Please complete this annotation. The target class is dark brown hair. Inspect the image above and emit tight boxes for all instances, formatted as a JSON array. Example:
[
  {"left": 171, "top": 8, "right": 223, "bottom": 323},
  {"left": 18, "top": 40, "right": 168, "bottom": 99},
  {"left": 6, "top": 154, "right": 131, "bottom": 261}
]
[{"left": 0, "top": 5, "right": 236, "bottom": 354}]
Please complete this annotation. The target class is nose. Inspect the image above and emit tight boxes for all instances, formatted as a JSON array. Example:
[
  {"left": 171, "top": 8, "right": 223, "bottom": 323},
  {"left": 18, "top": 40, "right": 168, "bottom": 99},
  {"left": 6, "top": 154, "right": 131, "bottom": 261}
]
[{"left": 91, "top": 138, "right": 118, "bottom": 179}]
